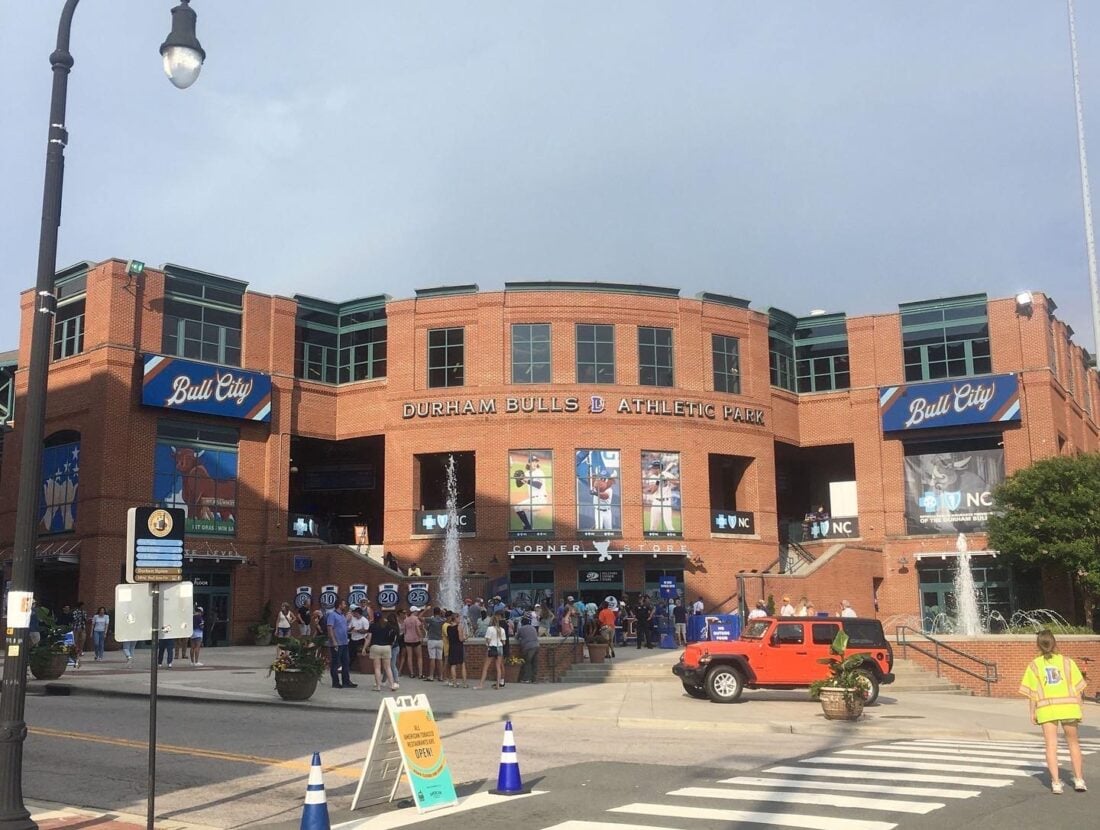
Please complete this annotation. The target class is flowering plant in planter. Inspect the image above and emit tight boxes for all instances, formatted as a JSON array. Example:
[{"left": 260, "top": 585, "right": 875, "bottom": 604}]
[
  {"left": 504, "top": 655, "right": 526, "bottom": 666},
  {"left": 268, "top": 636, "right": 326, "bottom": 678}
]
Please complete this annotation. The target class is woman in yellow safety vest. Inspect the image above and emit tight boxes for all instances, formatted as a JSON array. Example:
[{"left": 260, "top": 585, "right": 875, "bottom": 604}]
[{"left": 1018, "top": 630, "right": 1088, "bottom": 794}]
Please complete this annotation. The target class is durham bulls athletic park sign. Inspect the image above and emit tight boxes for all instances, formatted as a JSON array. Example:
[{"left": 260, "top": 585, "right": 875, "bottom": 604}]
[{"left": 402, "top": 395, "right": 766, "bottom": 425}]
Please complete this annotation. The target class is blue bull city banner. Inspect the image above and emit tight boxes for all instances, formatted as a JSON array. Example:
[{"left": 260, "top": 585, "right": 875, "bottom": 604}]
[
  {"left": 879, "top": 374, "right": 1020, "bottom": 432},
  {"left": 142, "top": 354, "right": 272, "bottom": 422}
]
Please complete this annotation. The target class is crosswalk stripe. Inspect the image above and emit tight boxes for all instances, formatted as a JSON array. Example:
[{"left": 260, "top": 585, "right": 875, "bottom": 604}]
[
  {"left": 718, "top": 776, "right": 981, "bottom": 799},
  {"left": 540, "top": 822, "right": 687, "bottom": 830},
  {"left": 765, "top": 765, "right": 1015, "bottom": 787},
  {"left": 800, "top": 756, "right": 1034, "bottom": 776},
  {"left": 836, "top": 749, "right": 1047, "bottom": 768},
  {"left": 902, "top": 743, "right": 1100, "bottom": 756},
  {"left": 667, "top": 786, "right": 943, "bottom": 815},
  {"left": 866, "top": 742, "right": 1081, "bottom": 759},
  {"left": 610, "top": 802, "right": 896, "bottom": 830}
]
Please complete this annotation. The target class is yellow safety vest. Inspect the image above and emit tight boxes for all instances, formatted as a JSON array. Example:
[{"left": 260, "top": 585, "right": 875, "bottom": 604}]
[{"left": 1018, "top": 654, "right": 1086, "bottom": 724}]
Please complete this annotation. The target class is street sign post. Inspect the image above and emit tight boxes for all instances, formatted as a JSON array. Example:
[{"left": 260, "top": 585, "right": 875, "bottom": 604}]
[{"left": 126, "top": 507, "right": 185, "bottom": 583}]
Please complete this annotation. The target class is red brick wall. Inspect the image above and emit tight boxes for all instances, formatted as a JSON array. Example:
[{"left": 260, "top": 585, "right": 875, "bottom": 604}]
[
  {"left": 898, "top": 634, "right": 1100, "bottom": 698},
  {"left": 5, "top": 264, "right": 1100, "bottom": 642}
]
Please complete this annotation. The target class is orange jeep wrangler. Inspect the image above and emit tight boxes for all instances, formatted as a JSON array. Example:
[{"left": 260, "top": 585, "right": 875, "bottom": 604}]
[{"left": 673, "top": 616, "right": 894, "bottom": 704}]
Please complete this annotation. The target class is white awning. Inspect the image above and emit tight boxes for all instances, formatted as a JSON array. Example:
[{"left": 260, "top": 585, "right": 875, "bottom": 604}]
[{"left": 914, "top": 549, "right": 998, "bottom": 561}]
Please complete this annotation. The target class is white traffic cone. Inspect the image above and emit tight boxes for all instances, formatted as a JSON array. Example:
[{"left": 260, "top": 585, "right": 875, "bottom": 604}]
[
  {"left": 300, "top": 751, "right": 331, "bottom": 830},
  {"left": 491, "top": 720, "right": 526, "bottom": 795}
]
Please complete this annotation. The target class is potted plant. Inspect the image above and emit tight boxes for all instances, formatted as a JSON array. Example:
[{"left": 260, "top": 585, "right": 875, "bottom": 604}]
[
  {"left": 503, "top": 655, "right": 525, "bottom": 684},
  {"left": 250, "top": 601, "right": 274, "bottom": 646},
  {"left": 269, "top": 635, "right": 326, "bottom": 700},
  {"left": 585, "top": 627, "right": 610, "bottom": 663},
  {"left": 29, "top": 607, "right": 74, "bottom": 680},
  {"left": 809, "top": 629, "right": 869, "bottom": 721}
]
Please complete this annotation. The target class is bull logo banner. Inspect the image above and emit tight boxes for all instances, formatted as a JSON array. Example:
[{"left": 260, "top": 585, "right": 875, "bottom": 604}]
[
  {"left": 153, "top": 440, "right": 237, "bottom": 536},
  {"left": 904, "top": 448, "right": 1004, "bottom": 534}
]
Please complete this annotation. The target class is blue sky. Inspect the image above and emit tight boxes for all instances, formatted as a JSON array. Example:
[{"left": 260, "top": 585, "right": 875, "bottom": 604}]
[{"left": 3, "top": 1, "right": 1100, "bottom": 352}]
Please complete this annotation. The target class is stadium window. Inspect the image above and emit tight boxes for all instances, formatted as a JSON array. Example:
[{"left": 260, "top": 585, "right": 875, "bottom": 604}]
[
  {"left": 428, "top": 327, "right": 464, "bottom": 388},
  {"left": 768, "top": 309, "right": 796, "bottom": 392},
  {"left": 512, "top": 324, "right": 551, "bottom": 384},
  {"left": 795, "top": 314, "right": 850, "bottom": 393},
  {"left": 712, "top": 334, "right": 741, "bottom": 394},
  {"left": 638, "top": 326, "right": 673, "bottom": 387},
  {"left": 900, "top": 294, "right": 991, "bottom": 382},
  {"left": 576, "top": 324, "right": 615, "bottom": 384},
  {"left": 162, "top": 269, "right": 245, "bottom": 367},
  {"left": 51, "top": 269, "right": 87, "bottom": 361}
]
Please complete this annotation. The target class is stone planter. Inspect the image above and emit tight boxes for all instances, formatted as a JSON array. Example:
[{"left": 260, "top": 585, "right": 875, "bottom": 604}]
[
  {"left": 29, "top": 651, "right": 70, "bottom": 681},
  {"left": 818, "top": 686, "right": 864, "bottom": 721},
  {"left": 274, "top": 670, "right": 319, "bottom": 701},
  {"left": 587, "top": 643, "right": 609, "bottom": 663},
  {"left": 504, "top": 663, "right": 523, "bottom": 684}
]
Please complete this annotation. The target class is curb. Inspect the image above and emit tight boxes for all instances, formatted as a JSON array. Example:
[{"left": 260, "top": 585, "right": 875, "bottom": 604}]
[{"left": 42, "top": 682, "right": 1043, "bottom": 740}]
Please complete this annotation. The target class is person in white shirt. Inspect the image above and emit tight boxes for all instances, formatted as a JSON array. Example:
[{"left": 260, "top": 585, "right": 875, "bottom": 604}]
[
  {"left": 348, "top": 606, "right": 371, "bottom": 656},
  {"left": 779, "top": 595, "right": 796, "bottom": 616},
  {"left": 748, "top": 600, "right": 768, "bottom": 620},
  {"left": 839, "top": 599, "right": 857, "bottom": 618},
  {"left": 691, "top": 597, "right": 704, "bottom": 615}
]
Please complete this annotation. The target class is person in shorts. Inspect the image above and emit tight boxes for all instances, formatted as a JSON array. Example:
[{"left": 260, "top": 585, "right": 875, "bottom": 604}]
[
  {"left": 1019, "top": 629, "right": 1088, "bottom": 793},
  {"left": 402, "top": 606, "right": 424, "bottom": 678},
  {"left": 297, "top": 602, "right": 312, "bottom": 638},
  {"left": 424, "top": 607, "right": 446, "bottom": 681},
  {"left": 190, "top": 606, "right": 205, "bottom": 666}
]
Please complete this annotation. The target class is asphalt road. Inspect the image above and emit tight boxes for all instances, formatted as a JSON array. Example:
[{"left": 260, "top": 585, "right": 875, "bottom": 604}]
[{"left": 22, "top": 694, "right": 1099, "bottom": 829}]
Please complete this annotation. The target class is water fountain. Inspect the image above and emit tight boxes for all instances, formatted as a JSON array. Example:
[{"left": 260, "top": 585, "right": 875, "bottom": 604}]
[
  {"left": 438, "top": 454, "right": 463, "bottom": 613},
  {"left": 952, "top": 533, "right": 984, "bottom": 635}
]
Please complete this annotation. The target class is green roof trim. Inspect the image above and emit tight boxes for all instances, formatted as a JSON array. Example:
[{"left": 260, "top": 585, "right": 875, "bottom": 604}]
[
  {"left": 795, "top": 312, "right": 846, "bottom": 329},
  {"left": 294, "top": 294, "right": 390, "bottom": 314},
  {"left": 54, "top": 261, "right": 94, "bottom": 284},
  {"left": 163, "top": 263, "right": 249, "bottom": 292},
  {"left": 899, "top": 293, "right": 987, "bottom": 313},
  {"left": 697, "top": 291, "right": 751, "bottom": 309},
  {"left": 415, "top": 284, "right": 479, "bottom": 299},
  {"left": 767, "top": 307, "right": 798, "bottom": 334},
  {"left": 505, "top": 280, "right": 680, "bottom": 298}
]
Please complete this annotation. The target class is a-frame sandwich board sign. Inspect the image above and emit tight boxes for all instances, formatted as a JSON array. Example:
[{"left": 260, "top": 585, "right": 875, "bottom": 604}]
[{"left": 351, "top": 694, "right": 458, "bottom": 814}]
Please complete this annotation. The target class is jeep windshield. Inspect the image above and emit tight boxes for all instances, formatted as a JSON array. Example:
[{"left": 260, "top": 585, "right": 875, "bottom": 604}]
[{"left": 741, "top": 621, "right": 771, "bottom": 639}]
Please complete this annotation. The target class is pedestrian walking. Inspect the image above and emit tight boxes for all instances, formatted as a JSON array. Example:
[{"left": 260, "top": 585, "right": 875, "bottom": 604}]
[
  {"left": 367, "top": 613, "right": 399, "bottom": 692},
  {"left": 634, "top": 599, "right": 652, "bottom": 648},
  {"left": 748, "top": 600, "right": 768, "bottom": 620},
  {"left": 392, "top": 609, "right": 406, "bottom": 679},
  {"left": 516, "top": 617, "right": 540, "bottom": 683},
  {"left": 348, "top": 605, "right": 370, "bottom": 660},
  {"left": 779, "top": 595, "right": 795, "bottom": 616},
  {"left": 1019, "top": 630, "right": 1088, "bottom": 793},
  {"left": 275, "top": 602, "right": 294, "bottom": 638},
  {"left": 402, "top": 606, "right": 424, "bottom": 678},
  {"left": 597, "top": 601, "right": 617, "bottom": 658},
  {"left": 475, "top": 615, "right": 506, "bottom": 690},
  {"left": 91, "top": 607, "right": 110, "bottom": 661},
  {"left": 445, "top": 611, "right": 468, "bottom": 687},
  {"left": 424, "top": 606, "right": 446, "bottom": 682},
  {"left": 190, "top": 606, "right": 205, "bottom": 666},
  {"left": 70, "top": 601, "right": 87, "bottom": 663},
  {"left": 839, "top": 599, "right": 857, "bottom": 618},
  {"left": 158, "top": 635, "right": 174, "bottom": 669},
  {"left": 326, "top": 599, "right": 356, "bottom": 689},
  {"left": 672, "top": 599, "right": 687, "bottom": 646}
]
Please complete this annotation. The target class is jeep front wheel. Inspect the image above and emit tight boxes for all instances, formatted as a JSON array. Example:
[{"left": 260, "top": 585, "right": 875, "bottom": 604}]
[
  {"left": 704, "top": 665, "right": 744, "bottom": 703},
  {"left": 682, "top": 682, "right": 707, "bottom": 700},
  {"left": 855, "top": 668, "right": 880, "bottom": 705}
]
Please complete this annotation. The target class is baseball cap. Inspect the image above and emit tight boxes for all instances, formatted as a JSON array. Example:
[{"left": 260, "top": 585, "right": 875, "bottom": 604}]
[
  {"left": 196, "top": 606, "right": 203, "bottom": 612},
  {"left": 649, "top": 459, "right": 661, "bottom": 468},
  {"left": 528, "top": 454, "right": 539, "bottom": 461},
  {"left": 566, "top": 595, "right": 574, "bottom": 602},
  {"left": 409, "top": 605, "right": 421, "bottom": 612},
  {"left": 782, "top": 595, "right": 791, "bottom": 602},
  {"left": 534, "top": 603, "right": 541, "bottom": 608},
  {"left": 350, "top": 606, "right": 362, "bottom": 613}
]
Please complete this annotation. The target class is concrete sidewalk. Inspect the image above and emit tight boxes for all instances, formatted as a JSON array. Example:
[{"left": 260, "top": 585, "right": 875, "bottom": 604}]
[
  {"left": 12, "top": 644, "right": 1100, "bottom": 740},
  {"left": 27, "top": 799, "right": 220, "bottom": 830}
]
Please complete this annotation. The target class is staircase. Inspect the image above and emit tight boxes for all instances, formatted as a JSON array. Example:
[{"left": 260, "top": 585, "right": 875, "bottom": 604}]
[{"left": 885, "top": 658, "right": 970, "bottom": 695}]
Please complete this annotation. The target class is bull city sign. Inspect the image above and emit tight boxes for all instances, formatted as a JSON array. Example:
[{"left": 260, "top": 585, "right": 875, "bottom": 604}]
[{"left": 402, "top": 395, "right": 766, "bottom": 425}]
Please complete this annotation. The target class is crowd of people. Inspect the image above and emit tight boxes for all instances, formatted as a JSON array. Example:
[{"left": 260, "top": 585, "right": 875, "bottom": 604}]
[
  {"left": 745, "top": 595, "right": 858, "bottom": 619},
  {"left": 281, "top": 593, "right": 701, "bottom": 690}
]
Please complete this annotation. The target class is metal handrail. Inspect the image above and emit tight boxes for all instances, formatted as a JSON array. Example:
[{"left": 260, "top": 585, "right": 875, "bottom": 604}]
[
  {"left": 895, "top": 625, "right": 999, "bottom": 697},
  {"left": 786, "top": 541, "right": 816, "bottom": 573}
]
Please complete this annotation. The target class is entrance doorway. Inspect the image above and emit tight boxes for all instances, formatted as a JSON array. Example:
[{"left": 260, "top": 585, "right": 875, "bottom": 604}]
[
  {"left": 187, "top": 569, "right": 232, "bottom": 646},
  {"left": 577, "top": 567, "right": 622, "bottom": 605}
]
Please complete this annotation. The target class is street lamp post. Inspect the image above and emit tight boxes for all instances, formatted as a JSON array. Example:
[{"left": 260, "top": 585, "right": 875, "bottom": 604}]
[{"left": 0, "top": 3, "right": 205, "bottom": 828}]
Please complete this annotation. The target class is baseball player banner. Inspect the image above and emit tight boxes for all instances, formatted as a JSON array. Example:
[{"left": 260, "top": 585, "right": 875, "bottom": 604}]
[
  {"left": 903, "top": 447, "right": 1004, "bottom": 535},
  {"left": 575, "top": 449, "right": 622, "bottom": 538},
  {"left": 641, "top": 450, "right": 682, "bottom": 538},
  {"left": 509, "top": 449, "right": 553, "bottom": 538}
]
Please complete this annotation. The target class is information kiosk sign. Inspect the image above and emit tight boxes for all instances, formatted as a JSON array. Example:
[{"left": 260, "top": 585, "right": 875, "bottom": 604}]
[
  {"left": 126, "top": 507, "right": 185, "bottom": 583},
  {"left": 351, "top": 694, "right": 457, "bottom": 814}
]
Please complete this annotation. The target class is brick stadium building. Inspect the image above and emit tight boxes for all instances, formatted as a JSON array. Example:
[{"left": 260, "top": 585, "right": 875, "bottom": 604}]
[{"left": 1, "top": 258, "right": 1098, "bottom": 642}]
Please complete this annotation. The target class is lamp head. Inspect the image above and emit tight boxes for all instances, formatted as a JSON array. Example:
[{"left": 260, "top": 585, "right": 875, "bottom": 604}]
[{"left": 161, "top": 1, "right": 206, "bottom": 89}]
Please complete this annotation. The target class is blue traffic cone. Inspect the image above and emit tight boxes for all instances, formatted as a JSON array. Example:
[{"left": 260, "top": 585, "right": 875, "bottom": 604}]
[
  {"left": 300, "top": 751, "right": 331, "bottom": 830},
  {"left": 491, "top": 720, "right": 526, "bottom": 795}
]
